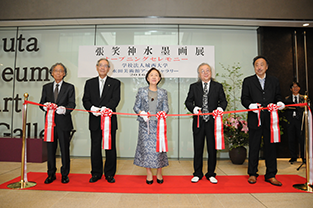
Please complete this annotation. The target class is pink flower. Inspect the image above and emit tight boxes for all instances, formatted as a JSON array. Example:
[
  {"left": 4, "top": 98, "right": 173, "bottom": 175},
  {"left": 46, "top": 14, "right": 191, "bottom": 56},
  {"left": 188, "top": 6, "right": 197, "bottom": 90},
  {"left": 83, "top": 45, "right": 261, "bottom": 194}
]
[{"left": 241, "top": 124, "right": 249, "bottom": 133}]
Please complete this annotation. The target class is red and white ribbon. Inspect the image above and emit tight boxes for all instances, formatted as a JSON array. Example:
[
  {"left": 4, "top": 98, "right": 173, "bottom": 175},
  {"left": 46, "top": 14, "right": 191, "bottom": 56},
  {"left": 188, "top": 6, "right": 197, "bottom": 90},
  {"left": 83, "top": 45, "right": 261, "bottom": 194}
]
[
  {"left": 268, "top": 103, "right": 280, "bottom": 143},
  {"left": 256, "top": 103, "right": 261, "bottom": 127},
  {"left": 101, "top": 108, "right": 113, "bottom": 150},
  {"left": 44, "top": 103, "right": 58, "bottom": 142},
  {"left": 156, "top": 111, "right": 168, "bottom": 152},
  {"left": 213, "top": 109, "right": 225, "bottom": 150}
]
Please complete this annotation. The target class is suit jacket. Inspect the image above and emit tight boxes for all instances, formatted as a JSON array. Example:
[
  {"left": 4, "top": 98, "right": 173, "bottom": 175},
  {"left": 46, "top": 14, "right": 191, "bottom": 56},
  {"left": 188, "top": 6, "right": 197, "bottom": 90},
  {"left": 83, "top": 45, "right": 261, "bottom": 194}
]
[
  {"left": 284, "top": 94, "right": 304, "bottom": 121},
  {"left": 82, "top": 76, "right": 120, "bottom": 131},
  {"left": 185, "top": 80, "right": 227, "bottom": 132},
  {"left": 241, "top": 74, "right": 282, "bottom": 129},
  {"left": 133, "top": 86, "right": 169, "bottom": 122},
  {"left": 39, "top": 81, "right": 76, "bottom": 131}
]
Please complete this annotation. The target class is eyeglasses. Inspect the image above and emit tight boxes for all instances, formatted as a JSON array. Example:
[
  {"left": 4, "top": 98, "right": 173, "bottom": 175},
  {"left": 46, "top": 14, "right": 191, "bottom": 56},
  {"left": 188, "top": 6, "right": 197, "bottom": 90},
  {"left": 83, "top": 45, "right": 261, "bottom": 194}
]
[
  {"left": 200, "top": 70, "right": 210, "bottom": 74},
  {"left": 98, "top": 64, "right": 109, "bottom": 68},
  {"left": 53, "top": 70, "right": 64, "bottom": 73}
]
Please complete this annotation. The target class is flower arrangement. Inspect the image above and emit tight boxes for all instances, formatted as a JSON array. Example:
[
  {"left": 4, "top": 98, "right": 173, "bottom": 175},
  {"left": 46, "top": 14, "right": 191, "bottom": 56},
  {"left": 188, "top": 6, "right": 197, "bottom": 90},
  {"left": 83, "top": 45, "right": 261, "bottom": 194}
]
[
  {"left": 216, "top": 62, "right": 249, "bottom": 150},
  {"left": 223, "top": 114, "right": 249, "bottom": 150}
]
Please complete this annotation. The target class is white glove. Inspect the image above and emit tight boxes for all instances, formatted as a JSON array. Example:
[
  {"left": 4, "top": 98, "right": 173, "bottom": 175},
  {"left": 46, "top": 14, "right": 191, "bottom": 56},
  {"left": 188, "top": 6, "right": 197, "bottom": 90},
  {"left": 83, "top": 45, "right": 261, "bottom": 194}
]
[
  {"left": 100, "top": 106, "right": 107, "bottom": 112},
  {"left": 249, "top": 103, "right": 260, "bottom": 113},
  {"left": 216, "top": 107, "right": 223, "bottom": 112},
  {"left": 56, "top": 106, "right": 66, "bottom": 115},
  {"left": 277, "top": 101, "right": 285, "bottom": 110},
  {"left": 140, "top": 111, "right": 149, "bottom": 122},
  {"left": 91, "top": 106, "right": 101, "bottom": 116},
  {"left": 193, "top": 106, "right": 201, "bottom": 114},
  {"left": 43, "top": 102, "right": 51, "bottom": 111}
]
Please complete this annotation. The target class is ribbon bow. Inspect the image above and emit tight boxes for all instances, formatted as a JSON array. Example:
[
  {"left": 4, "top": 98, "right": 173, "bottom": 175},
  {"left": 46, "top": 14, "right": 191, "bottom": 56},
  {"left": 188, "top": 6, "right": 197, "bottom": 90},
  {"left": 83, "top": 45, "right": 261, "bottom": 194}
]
[
  {"left": 44, "top": 103, "right": 58, "bottom": 142},
  {"left": 267, "top": 103, "right": 280, "bottom": 143},
  {"left": 212, "top": 109, "right": 225, "bottom": 150},
  {"left": 101, "top": 108, "right": 113, "bottom": 149},
  {"left": 156, "top": 111, "right": 168, "bottom": 152}
]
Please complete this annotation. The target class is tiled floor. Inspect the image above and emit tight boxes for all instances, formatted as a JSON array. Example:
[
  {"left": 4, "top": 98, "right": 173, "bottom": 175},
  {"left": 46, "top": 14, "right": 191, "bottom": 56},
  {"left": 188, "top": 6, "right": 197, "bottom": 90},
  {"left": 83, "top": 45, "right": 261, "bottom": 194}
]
[{"left": 1, "top": 157, "right": 313, "bottom": 208}]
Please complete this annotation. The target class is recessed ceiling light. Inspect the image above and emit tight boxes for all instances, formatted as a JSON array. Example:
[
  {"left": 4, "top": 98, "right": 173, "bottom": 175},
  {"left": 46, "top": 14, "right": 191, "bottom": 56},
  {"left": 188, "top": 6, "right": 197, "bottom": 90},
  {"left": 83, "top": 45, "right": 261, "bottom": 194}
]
[{"left": 303, "top": 23, "right": 310, "bottom": 27}]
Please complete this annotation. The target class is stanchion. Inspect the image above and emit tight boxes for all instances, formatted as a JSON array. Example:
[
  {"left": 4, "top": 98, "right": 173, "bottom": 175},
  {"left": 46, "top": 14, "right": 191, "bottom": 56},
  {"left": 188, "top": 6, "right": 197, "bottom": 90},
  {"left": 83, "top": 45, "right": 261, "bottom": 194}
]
[
  {"left": 7, "top": 93, "right": 37, "bottom": 189},
  {"left": 293, "top": 95, "right": 313, "bottom": 192}
]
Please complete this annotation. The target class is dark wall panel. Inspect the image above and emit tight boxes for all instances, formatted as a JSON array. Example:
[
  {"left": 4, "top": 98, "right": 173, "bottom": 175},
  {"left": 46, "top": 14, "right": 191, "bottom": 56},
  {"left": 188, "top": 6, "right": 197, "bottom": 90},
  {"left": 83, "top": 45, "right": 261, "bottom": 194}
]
[{"left": 258, "top": 27, "right": 313, "bottom": 158}]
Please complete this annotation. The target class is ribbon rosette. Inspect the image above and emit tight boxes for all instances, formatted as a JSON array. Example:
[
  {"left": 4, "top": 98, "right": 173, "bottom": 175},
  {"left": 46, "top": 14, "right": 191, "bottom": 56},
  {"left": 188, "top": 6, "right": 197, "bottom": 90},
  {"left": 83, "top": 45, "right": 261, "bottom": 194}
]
[
  {"left": 156, "top": 111, "right": 168, "bottom": 152},
  {"left": 101, "top": 108, "right": 113, "bottom": 150},
  {"left": 44, "top": 103, "right": 58, "bottom": 142},
  {"left": 267, "top": 103, "right": 281, "bottom": 143},
  {"left": 212, "top": 109, "right": 225, "bottom": 150}
]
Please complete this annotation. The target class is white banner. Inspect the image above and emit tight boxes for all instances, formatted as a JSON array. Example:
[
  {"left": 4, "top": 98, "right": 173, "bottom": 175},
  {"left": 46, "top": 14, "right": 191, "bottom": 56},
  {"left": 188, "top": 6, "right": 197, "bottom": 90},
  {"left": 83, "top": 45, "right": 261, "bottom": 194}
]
[{"left": 78, "top": 45, "right": 215, "bottom": 78}]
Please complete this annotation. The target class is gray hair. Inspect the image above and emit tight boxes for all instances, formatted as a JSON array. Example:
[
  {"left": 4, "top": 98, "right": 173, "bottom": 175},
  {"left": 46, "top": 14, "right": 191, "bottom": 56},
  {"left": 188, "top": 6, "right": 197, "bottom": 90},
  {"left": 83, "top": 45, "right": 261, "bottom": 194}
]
[
  {"left": 49, "top": 63, "right": 68, "bottom": 78},
  {"left": 96, "top": 58, "right": 110, "bottom": 68}
]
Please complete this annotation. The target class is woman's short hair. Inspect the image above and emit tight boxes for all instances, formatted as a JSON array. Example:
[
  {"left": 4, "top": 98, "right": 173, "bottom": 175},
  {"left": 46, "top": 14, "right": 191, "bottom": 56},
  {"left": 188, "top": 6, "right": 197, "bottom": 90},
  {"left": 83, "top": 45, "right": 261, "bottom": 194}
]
[{"left": 145, "top": 68, "right": 162, "bottom": 85}]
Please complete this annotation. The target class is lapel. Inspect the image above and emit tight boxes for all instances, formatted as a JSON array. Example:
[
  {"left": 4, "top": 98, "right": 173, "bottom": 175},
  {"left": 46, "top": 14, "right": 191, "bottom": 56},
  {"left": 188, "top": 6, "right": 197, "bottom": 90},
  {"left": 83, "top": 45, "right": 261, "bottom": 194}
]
[
  {"left": 144, "top": 87, "right": 149, "bottom": 103},
  {"left": 47, "top": 82, "right": 54, "bottom": 102},
  {"left": 195, "top": 81, "right": 204, "bottom": 104},
  {"left": 252, "top": 75, "right": 263, "bottom": 91},
  {"left": 156, "top": 87, "right": 162, "bottom": 108},
  {"left": 196, "top": 81, "right": 204, "bottom": 93},
  {"left": 299, "top": 95, "right": 304, "bottom": 103}
]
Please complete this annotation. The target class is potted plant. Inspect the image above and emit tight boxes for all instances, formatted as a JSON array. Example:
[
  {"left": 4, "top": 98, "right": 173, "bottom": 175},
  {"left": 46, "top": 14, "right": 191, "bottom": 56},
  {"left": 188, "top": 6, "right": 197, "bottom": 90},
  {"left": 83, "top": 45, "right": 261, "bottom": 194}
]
[
  {"left": 224, "top": 114, "right": 249, "bottom": 164},
  {"left": 217, "top": 62, "right": 249, "bottom": 164}
]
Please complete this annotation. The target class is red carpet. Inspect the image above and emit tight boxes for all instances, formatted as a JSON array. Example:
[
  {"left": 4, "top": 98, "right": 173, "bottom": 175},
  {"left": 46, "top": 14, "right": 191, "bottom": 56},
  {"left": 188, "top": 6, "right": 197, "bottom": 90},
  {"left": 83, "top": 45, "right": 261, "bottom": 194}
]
[{"left": 0, "top": 172, "right": 307, "bottom": 194}]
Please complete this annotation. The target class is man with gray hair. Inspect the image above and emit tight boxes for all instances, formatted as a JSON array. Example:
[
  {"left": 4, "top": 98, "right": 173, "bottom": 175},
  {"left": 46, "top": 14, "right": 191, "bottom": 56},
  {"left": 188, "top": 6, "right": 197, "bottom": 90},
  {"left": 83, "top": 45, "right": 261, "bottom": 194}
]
[
  {"left": 39, "top": 63, "right": 76, "bottom": 184},
  {"left": 185, "top": 63, "right": 227, "bottom": 184},
  {"left": 83, "top": 58, "right": 121, "bottom": 183}
]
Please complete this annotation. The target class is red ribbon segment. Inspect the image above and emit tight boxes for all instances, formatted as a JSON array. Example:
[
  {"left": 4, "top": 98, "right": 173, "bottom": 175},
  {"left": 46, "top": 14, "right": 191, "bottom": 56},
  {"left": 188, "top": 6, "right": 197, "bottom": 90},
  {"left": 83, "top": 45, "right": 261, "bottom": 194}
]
[
  {"left": 156, "top": 111, "right": 168, "bottom": 153},
  {"left": 44, "top": 103, "right": 58, "bottom": 142},
  {"left": 268, "top": 103, "right": 280, "bottom": 143},
  {"left": 212, "top": 109, "right": 225, "bottom": 150},
  {"left": 101, "top": 108, "right": 113, "bottom": 150}
]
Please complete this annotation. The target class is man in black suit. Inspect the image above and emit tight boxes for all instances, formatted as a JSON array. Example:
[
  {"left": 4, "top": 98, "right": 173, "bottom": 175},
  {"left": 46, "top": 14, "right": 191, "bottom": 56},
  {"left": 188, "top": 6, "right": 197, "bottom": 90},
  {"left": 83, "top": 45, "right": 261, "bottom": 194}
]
[
  {"left": 39, "top": 63, "right": 76, "bottom": 184},
  {"left": 82, "top": 58, "right": 121, "bottom": 183},
  {"left": 284, "top": 82, "right": 305, "bottom": 163},
  {"left": 241, "top": 56, "right": 285, "bottom": 186},
  {"left": 185, "top": 63, "right": 227, "bottom": 184}
]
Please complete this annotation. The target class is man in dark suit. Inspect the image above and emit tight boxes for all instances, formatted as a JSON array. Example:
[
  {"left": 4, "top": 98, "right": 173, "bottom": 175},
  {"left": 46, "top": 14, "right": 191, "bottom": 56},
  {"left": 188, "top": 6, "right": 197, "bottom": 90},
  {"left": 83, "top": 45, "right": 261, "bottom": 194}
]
[
  {"left": 241, "top": 55, "right": 285, "bottom": 186},
  {"left": 39, "top": 63, "right": 76, "bottom": 184},
  {"left": 284, "top": 82, "right": 305, "bottom": 163},
  {"left": 82, "top": 58, "right": 121, "bottom": 183},
  {"left": 185, "top": 63, "right": 227, "bottom": 184}
]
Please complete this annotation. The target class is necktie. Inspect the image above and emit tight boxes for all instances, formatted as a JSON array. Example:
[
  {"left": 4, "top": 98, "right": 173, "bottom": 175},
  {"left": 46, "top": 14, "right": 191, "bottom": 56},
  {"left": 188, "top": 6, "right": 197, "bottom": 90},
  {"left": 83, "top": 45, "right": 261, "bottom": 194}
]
[
  {"left": 202, "top": 83, "right": 209, "bottom": 122},
  {"left": 54, "top": 83, "right": 59, "bottom": 102},
  {"left": 100, "top": 79, "right": 104, "bottom": 97},
  {"left": 294, "top": 96, "right": 298, "bottom": 104}
]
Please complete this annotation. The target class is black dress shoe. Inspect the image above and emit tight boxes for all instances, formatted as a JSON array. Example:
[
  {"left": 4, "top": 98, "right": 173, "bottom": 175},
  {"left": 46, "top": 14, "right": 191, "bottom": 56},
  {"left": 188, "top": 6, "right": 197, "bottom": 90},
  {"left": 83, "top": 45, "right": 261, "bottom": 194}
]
[
  {"left": 289, "top": 158, "right": 297, "bottom": 163},
  {"left": 106, "top": 176, "right": 115, "bottom": 183},
  {"left": 61, "top": 176, "right": 69, "bottom": 183},
  {"left": 89, "top": 175, "right": 101, "bottom": 183},
  {"left": 44, "top": 175, "right": 56, "bottom": 184},
  {"left": 146, "top": 180, "right": 153, "bottom": 185},
  {"left": 157, "top": 178, "right": 164, "bottom": 184}
]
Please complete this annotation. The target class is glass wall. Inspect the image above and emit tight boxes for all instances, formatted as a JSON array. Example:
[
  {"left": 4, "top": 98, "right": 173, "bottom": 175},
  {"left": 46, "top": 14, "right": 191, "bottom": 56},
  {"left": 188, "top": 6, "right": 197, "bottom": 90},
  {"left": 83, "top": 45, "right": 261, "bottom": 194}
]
[{"left": 0, "top": 24, "right": 257, "bottom": 158}]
